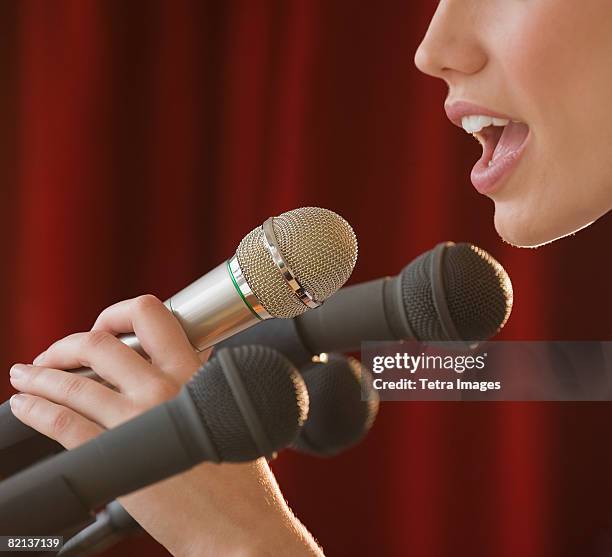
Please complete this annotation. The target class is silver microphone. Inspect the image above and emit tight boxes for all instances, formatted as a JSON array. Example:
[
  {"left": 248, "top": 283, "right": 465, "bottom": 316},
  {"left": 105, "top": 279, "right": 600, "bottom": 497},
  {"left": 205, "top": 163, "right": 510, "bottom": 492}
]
[{"left": 85, "top": 206, "right": 358, "bottom": 373}]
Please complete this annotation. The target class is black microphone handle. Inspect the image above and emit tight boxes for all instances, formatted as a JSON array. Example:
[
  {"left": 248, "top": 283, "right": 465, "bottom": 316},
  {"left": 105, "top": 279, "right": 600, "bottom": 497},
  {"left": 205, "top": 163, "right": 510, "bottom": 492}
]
[
  {"left": 0, "top": 388, "right": 212, "bottom": 536},
  {"left": 0, "top": 401, "right": 64, "bottom": 479},
  {"left": 218, "top": 274, "right": 414, "bottom": 365},
  {"left": 58, "top": 501, "right": 140, "bottom": 557}
]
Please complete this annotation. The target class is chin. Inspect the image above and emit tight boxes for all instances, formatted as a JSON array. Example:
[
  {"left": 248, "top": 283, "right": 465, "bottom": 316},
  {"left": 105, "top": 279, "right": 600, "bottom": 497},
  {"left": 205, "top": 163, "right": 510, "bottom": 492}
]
[
  {"left": 493, "top": 208, "right": 578, "bottom": 249},
  {"left": 493, "top": 204, "right": 600, "bottom": 248}
]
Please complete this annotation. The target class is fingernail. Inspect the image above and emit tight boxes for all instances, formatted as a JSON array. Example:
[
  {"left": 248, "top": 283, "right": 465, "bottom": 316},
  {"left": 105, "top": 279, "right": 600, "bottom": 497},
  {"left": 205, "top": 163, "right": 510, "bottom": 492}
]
[
  {"left": 10, "top": 394, "right": 25, "bottom": 411},
  {"left": 33, "top": 351, "right": 46, "bottom": 365},
  {"left": 9, "top": 364, "right": 27, "bottom": 379}
]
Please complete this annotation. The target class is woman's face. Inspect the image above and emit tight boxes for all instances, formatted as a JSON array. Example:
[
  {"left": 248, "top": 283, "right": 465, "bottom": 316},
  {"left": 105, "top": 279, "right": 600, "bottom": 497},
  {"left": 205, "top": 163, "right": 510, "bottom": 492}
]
[{"left": 415, "top": 0, "right": 612, "bottom": 247}]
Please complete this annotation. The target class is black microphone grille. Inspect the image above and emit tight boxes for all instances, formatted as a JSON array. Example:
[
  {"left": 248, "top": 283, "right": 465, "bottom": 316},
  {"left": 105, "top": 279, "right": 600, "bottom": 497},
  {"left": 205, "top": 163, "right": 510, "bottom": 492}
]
[
  {"left": 186, "top": 345, "right": 309, "bottom": 461},
  {"left": 293, "top": 355, "right": 379, "bottom": 457},
  {"left": 401, "top": 242, "right": 513, "bottom": 341}
]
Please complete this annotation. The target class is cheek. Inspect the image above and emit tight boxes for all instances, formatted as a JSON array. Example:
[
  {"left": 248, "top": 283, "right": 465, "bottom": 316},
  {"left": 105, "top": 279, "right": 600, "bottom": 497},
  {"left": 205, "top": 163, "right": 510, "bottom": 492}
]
[
  {"left": 499, "top": 0, "right": 611, "bottom": 134},
  {"left": 490, "top": 0, "right": 612, "bottom": 245},
  {"left": 501, "top": 9, "right": 580, "bottom": 132}
]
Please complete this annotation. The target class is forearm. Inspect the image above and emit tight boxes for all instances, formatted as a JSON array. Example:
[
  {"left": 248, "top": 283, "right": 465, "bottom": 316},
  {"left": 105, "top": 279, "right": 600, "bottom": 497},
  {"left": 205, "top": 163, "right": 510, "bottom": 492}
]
[{"left": 119, "top": 459, "right": 324, "bottom": 557}]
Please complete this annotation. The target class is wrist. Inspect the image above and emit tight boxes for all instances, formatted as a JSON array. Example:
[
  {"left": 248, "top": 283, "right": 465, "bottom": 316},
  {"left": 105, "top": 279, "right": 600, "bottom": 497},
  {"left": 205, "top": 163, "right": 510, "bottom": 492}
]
[
  {"left": 120, "top": 459, "right": 322, "bottom": 557},
  {"left": 190, "top": 515, "right": 321, "bottom": 557}
]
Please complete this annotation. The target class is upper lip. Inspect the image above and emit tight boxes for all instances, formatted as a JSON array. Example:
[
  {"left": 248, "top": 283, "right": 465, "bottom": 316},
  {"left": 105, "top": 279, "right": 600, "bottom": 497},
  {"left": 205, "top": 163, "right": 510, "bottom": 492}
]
[{"left": 444, "top": 100, "right": 518, "bottom": 129}]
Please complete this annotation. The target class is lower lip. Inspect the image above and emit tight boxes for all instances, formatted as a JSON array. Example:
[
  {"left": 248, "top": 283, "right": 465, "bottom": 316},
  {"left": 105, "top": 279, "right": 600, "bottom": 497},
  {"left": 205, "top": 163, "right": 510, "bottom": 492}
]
[{"left": 470, "top": 133, "right": 530, "bottom": 194}]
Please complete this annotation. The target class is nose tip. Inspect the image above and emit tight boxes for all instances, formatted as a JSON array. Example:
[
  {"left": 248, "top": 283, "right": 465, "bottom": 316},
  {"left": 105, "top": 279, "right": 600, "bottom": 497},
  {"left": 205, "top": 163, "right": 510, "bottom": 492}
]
[
  {"left": 415, "top": 34, "right": 488, "bottom": 81},
  {"left": 414, "top": 40, "right": 442, "bottom": 79},
  {"left": 413, "top": 2, "right": 488, "bottom": 81}
]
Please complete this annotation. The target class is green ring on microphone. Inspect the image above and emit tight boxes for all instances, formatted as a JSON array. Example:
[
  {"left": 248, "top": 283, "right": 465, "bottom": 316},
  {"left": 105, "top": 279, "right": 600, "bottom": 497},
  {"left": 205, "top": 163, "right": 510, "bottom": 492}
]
[{"left": 226, "top": 260, "right": 262, "bottom": 321}]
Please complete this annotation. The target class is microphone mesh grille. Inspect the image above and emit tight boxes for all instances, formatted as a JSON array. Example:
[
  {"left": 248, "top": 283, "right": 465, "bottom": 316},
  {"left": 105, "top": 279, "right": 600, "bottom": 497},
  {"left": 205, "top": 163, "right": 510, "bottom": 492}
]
[
  {"left": 187, "top": 345, "right": 308, "bottom": 461},
  {"left": 293, "top": 355, "right": 379, "bottom": 457},
  {"left": 401, "top": 243, "right": 513, "bottom": 340},
  {"left": 236, "top": 207, "right": 358, "bottom": 318}
]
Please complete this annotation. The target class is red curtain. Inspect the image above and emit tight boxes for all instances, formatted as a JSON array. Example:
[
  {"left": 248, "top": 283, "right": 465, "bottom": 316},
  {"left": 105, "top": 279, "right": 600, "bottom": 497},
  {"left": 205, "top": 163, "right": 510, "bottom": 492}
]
[{"left": 1, "top": 2, "right": 611, "bottom": 556}]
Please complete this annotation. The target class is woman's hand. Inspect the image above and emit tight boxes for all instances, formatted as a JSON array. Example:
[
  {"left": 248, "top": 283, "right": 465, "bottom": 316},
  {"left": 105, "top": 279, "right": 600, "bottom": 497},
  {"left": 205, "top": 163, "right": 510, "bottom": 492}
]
[
  {"left": 9, "top": 294, "right": 204, "bottom": 447},
  {"left": 8, "top": 295, "right": 323, "bottom": 557}
]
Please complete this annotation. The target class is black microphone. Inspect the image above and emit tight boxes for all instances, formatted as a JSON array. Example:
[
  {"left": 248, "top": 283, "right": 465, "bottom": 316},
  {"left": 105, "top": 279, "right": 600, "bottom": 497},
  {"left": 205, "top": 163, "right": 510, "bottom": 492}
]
[
  {"left": 58, "top": 353, "right": 380, "bottom": 556},
  {"left": 218, "top": 242, "right": 514, "bottom": 367},
  {"left": 292, "top": 354, "right": 379, "bottom": 457},
  {"left": 0, "top": 345, "right": 308, "bottom": 536},
  {"left": 58, "top": 501, "right": 138, "bottom": 557}
]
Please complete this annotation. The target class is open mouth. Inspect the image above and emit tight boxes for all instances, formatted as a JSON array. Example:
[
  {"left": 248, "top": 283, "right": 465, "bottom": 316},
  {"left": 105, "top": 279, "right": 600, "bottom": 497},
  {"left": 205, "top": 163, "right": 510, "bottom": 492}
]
[{"left": 461, "top": 115, "right": 530, "bottom": 194}]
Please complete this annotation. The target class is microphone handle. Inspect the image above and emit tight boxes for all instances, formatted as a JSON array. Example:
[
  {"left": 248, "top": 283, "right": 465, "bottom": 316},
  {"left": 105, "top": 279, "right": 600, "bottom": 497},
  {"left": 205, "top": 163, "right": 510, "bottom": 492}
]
[
  {"left": 0, "top": 389, "right": 212, "bottom": 536},
  {"left": 79, "top": 258, "right": 263, "bottom": 378},
  {"left": 58, "top": 501, "right": 140, "bottom": 557},
  {"left": 218, "top": 274, "right": 415, "bottom": 366}
]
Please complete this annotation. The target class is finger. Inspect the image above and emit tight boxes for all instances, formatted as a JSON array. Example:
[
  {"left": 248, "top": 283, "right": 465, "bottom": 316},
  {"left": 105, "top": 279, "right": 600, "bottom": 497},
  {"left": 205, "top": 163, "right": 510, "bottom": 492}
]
[
  {"left": 197, "top": 347, "right": 212, "bottom": 365},
  {"left": 10, "top": 393, "right": 103, "bottom": 449},
  {"left": 34, "top": 330, "right": 165, "bottom": 395},
  {"left": 9, "top": 364, "right": 130, "bottom": 429},
  {"left": 91, "top": 295, "right": 199, "bottom": 380},
  {"left": 184, "top": 348, "right": 212, "bottom": 382}
]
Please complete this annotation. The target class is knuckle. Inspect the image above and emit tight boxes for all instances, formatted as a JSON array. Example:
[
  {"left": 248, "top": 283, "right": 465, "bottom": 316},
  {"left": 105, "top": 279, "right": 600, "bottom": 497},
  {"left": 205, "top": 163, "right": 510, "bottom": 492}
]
[
  {"left": 145, "top": 378, "right": 180, "bottom": 406},
  {"left": 133, "top": 294, "right": 163, "bottom": 315},
  {"left": 83, "top": 330, "right": 114, "bottom": 351},
  {"left": 52, "top": 408, "right": 73, "bottom": 437},
  {"left": 18, "top": 395, "right": 38, "bottom": 418},
  {"left": 164, "top": 355, "right": 200, "bottom": 378},
  {"left": 60, "top": 374, "right": 85, "bottom": 399},
  {"left": 122, "top": 399, "right": 143, "bottom": 421}
]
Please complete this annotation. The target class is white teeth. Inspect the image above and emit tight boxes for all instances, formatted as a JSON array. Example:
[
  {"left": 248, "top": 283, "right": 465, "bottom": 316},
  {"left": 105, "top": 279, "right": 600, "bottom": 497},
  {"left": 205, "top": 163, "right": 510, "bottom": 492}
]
[
  {"left": 461, "top": 115, "right": 492, "bottom": 133},
  {"left": 461, "top": 115, "right": 509, "bottom": 134}
]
